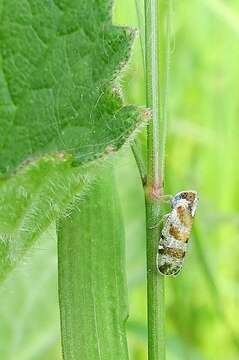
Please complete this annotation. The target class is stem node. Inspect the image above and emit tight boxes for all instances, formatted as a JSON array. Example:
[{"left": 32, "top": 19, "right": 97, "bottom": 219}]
[{"left": 145, "top": 182, "right": 163, "bottom": 201}]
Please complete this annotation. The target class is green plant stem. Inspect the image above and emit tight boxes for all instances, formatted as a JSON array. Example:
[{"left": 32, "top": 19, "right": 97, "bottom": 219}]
[
  {"left": 131, "top": 140, "right": 147, "bottom": 185},
  {"left": 134, "top": 0, "right": 145, "bottom": 71},
  {"left": 144, "top": 1, "right": 171, "bottom": 359}
]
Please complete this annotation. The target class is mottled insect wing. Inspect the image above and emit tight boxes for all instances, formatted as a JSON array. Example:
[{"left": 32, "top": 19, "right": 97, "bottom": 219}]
[{"left": 157, "top": 190, "right": 199, "bottom": 276}]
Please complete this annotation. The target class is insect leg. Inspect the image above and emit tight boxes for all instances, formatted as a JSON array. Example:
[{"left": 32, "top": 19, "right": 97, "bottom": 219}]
[
  {"left": 159, "top": 194, "right": 173, "bottom": 204},
  {"left": 148, "top": 213, "right": 170, "bottom": 230}
]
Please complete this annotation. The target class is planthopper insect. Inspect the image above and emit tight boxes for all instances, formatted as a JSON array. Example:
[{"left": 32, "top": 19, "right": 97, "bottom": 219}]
[{"left": 156, "top": 190, "right": 199, "bottom": 276}]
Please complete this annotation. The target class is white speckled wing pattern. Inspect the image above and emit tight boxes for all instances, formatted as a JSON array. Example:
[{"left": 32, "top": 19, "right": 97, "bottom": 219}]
[{"left": 156, "top": 190, "right": 199, "bottom": 276}]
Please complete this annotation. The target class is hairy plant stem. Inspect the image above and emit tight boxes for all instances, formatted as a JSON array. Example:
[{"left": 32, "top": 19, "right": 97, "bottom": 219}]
[{"left": 144, "top": 1, "right": 171, "bottom": 359}]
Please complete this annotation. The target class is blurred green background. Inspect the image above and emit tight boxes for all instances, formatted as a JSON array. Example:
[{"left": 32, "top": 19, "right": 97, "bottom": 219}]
[{"left": 1, "top": 0, "right": 239, "bottom": 359}]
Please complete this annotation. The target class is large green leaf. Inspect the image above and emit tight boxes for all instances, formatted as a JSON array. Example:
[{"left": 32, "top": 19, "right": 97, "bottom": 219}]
[
  {"left": 57, "top": 164, "right": 129, "bottom": 360},
  {"left": 0, "top": 0, "right": 146, "bottom": 280},
  {"left": 0, "top": 156, "right": 91, "bottom": 280},
  {"left": 0, "top": 0, "right": 143, "bottom": 172}
]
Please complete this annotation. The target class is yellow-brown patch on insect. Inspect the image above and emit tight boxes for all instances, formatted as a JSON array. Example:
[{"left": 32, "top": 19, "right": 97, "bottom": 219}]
[
  {"left": 176, "top": 206, "right": 185, "bottom": 224},
  {"left": 176, "top": 206, "right": 193, "bottom": 227},
  {"left": 169, "top": 224, "right": 189, "bottom": 242},
  {"left": 164, "top": 247, "right": 185, "bottom": 259},
  {"left": 169, "top": 225, "right": 181, "bottom": 240}
]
